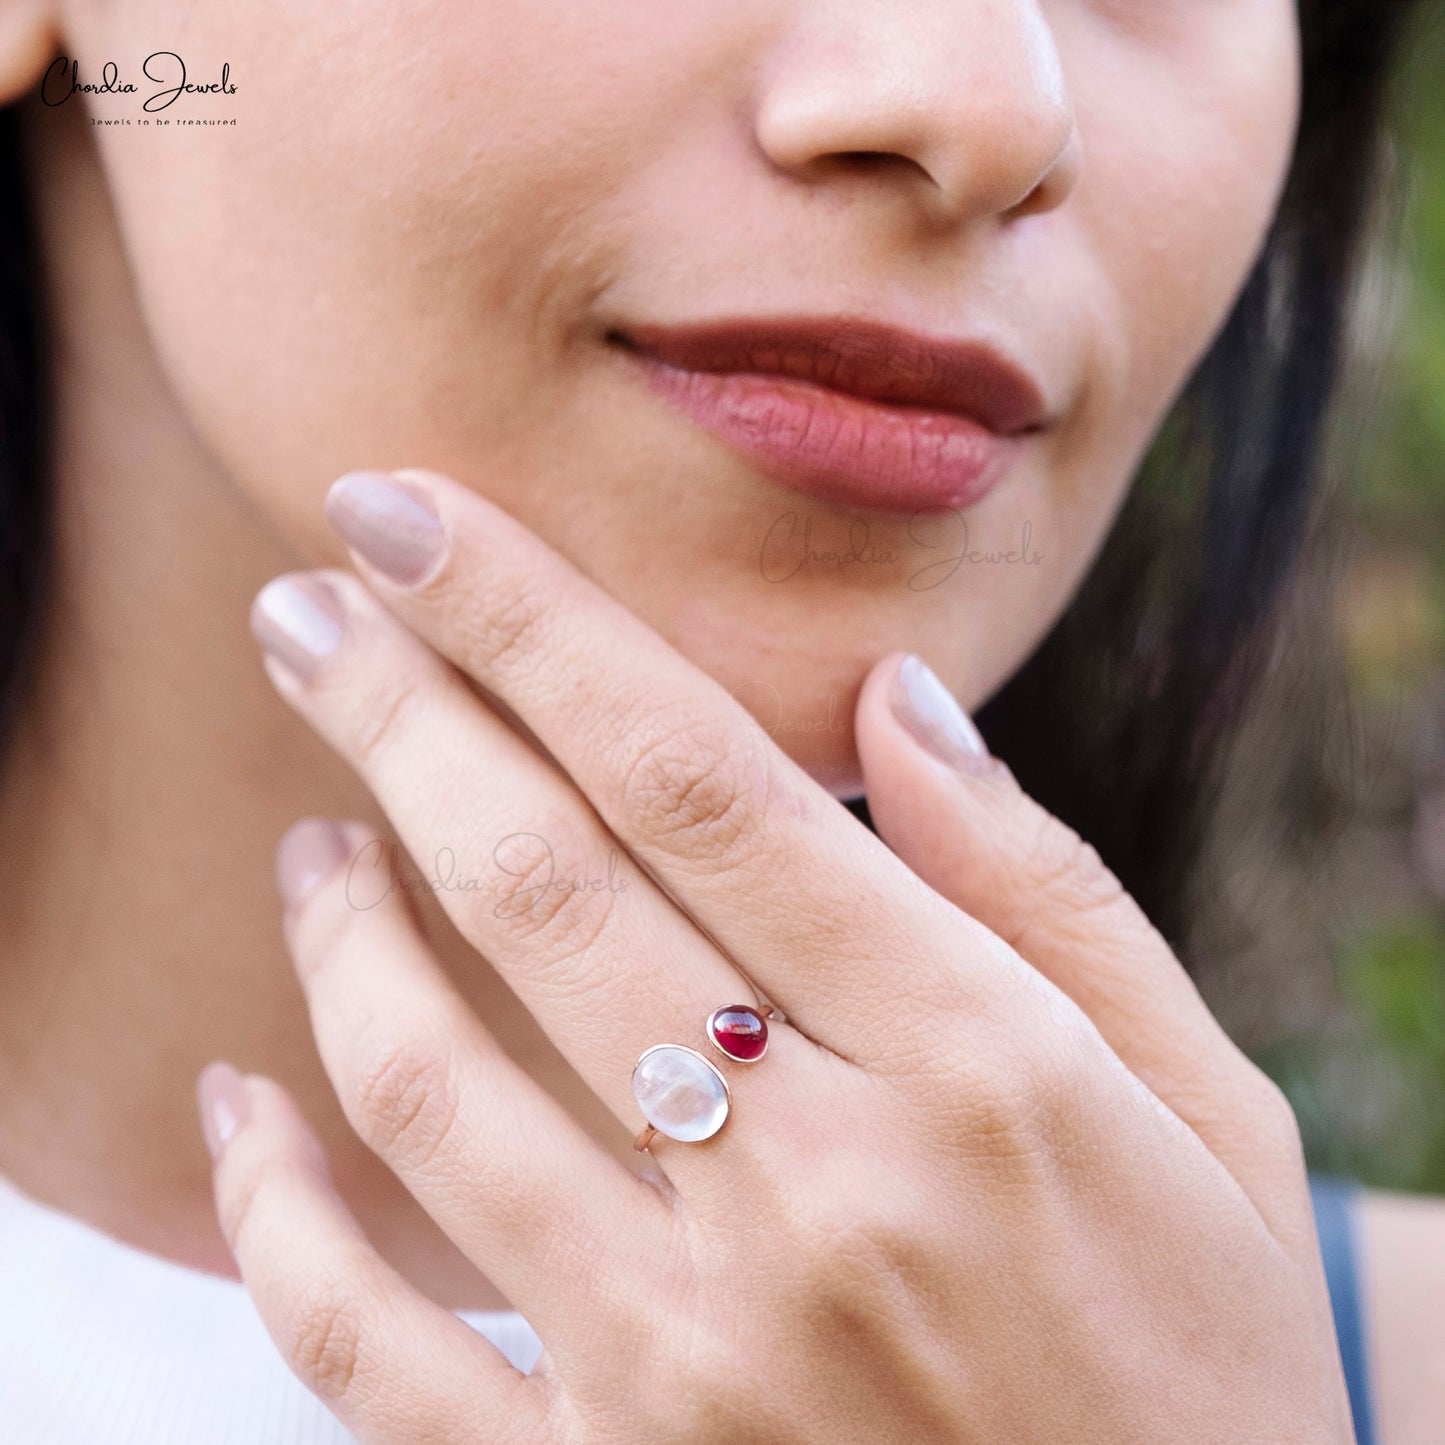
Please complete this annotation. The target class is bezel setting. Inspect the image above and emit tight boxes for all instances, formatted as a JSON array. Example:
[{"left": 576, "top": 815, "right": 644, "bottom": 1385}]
[
  {"left": 631, "top": 1043, "right": 732, "bottom": 1143},
  {"left": 706, "top": 1003, "right": 770, "bottom": 1063}
]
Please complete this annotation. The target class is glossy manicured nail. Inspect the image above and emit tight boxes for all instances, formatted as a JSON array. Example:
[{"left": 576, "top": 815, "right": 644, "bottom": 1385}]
[
  {"left": 889, "top": 654, "right": 994, "bottom": 774},
  {"left": 276, "top": 816, "right": 352, "bottom": 910},
  {"left": 325, "top": 470, "right": 446, "bottom": 587},
  {"left": 250, "top": 574, "right": 344, "bottom": 682},
  {"left": 196, "top": 1060, "right": 251, "bottom": 1160}
]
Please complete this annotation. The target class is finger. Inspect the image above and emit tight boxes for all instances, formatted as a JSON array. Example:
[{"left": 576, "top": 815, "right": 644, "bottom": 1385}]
[
  {"left": 273, "top": 816, "right": 681, "bottom": 1350},
  {"left": 198, "top": 1063, "right": 552, "bottom": 1445},
  {"left": 250, "top": 572, "right": 833, "bottom": 1183},
  {"left": 855, "top": 652, "right": 1312, "bottom": 1243},
  {"left": 317, "top": 466, "right": 1026, "bottom": 1066}
]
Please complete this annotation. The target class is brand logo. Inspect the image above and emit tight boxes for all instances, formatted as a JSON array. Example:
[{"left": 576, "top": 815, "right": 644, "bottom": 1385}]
[{"left": 42, "top": 53, "right": 237, "bottom": 115}]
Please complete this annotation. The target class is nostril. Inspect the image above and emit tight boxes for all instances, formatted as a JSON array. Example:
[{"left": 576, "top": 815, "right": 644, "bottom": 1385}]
[
  {"left": 829, "top": 149, "right": 937, "bottom": 190},
  {"left": 836, "top": 149, "right": 914, "bottom": 173}
]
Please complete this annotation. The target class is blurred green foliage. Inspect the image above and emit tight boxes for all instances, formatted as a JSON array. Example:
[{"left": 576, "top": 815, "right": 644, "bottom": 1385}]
[{"left": 1338, "top": 918, "right": 1445, "bottom": 1190}]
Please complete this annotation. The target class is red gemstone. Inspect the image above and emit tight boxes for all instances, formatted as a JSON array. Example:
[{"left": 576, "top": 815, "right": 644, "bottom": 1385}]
[{"left": 709, "top": 1005, "right": 768, "bottom": 1062}]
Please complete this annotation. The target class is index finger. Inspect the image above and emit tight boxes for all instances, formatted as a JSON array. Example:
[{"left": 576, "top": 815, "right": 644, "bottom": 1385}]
[{"left": 323, "top": 466, "right": 1027, "bottom": 1064}]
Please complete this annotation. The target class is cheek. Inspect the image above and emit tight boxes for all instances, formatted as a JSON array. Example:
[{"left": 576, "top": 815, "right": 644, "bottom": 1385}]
[
  {"left": 1072, "top": 0, "right": 1301, "bottom": 434},
  {"left": 69, "top": 0, "right": 695, "bottom": 528},
  {"left": 933, "top": 3, "right": 1301, "bottom": 704},
  {"left": 1001, "top": 0, "right": 1301, "bottom": 577}
]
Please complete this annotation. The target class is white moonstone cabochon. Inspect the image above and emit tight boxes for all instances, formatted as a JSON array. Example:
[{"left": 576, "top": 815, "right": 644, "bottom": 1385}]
[{"left": 632, "top": 1045, "right": 731, "bottom": 1142}]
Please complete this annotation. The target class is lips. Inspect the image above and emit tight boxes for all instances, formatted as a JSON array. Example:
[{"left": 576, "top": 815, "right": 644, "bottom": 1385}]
[{"left": 614, "top": 317, "right": 1049, "bottom": 513}]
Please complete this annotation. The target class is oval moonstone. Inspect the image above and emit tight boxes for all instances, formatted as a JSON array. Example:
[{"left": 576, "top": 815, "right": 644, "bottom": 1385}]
[
  {"left": 709, "top": 1005, "right": 769, "bottom": 1062},
  {"left": 632, "top": 1045, "right": 730, "bottom": 1143}
]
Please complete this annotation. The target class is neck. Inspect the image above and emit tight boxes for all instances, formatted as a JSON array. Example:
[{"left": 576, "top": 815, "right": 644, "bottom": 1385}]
[{"left": 0, "top": 93, "right": 585, "bottom": 1313}]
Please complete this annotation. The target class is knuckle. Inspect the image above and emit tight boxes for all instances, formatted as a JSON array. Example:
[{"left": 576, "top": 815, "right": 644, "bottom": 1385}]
[
  {"left": 483, "top": 828, "right": 619, "bottom": 959},
  {"left": 288, "top": 884, "right": 368, "bottom": 982},
  {"left": 455, "top": 573, "right": 553, "bottom": 680},
  {"left": 346, "top": 1016, "right": 464, "bottom": 1171},
  {"left": 217, "top": 1150, "right": 290, "bottom": 1258},
  {"left": 1015, "top": 808, "right": 1127, "bottom": 923},
  {"left": 501, "top": 883, "right": 618, "bottom": 972},
  {"left": 681, "top": 1333, "right": 783, "bottom": 1437},
  {"left": 617, "top": 711, "right": 768, "bottom": 865},
  {"left": 1249, "top": 1066, "right": 1304, "bottom": 1151},
  {"left": 788, "top": 1181, "right": 934, "bottom": 1334},
  {"left": 280, "top": 1279, "right": 369, "bottom": 1407},
  {"left": 928, "top": 1043, "right": 1070, "bottom": 1168},
  {"left": 822, "top": 1231, "right": 921, "bottom": 1325},
  {"left": 349, "top": 667, "right": 429, "bottom": 770}
]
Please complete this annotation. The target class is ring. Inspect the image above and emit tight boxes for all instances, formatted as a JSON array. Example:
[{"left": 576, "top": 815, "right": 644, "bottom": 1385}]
[{"left": 631, "top": 1003, "right": 774, "bottom": 1151}]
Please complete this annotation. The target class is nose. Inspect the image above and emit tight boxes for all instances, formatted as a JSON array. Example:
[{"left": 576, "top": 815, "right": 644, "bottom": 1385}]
[{"left": 753, "top": 0, "right": 1080, "bottom": 226}]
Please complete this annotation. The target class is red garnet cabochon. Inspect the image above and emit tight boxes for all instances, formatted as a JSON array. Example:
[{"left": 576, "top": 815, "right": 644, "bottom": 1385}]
[{"left": 710, "top": 1005, "right": 768, "bottom": 1061}]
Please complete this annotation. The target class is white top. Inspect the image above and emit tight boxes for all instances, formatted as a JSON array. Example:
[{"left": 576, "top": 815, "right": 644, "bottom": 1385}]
[{"left": 0, "top": 1172, "right": 543, "bottom": 1443}]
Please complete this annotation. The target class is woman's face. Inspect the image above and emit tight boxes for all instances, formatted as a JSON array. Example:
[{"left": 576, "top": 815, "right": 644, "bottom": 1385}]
[{"left": 53, "top": 0, "right": 1299, "bottom": 794}]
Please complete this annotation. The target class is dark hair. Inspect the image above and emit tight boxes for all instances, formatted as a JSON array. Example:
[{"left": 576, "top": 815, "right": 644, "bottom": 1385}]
[
  {"left": 0, "top": 97, "right": 51, "bottom": 773},
  {"left": 0, "top": 0, "right": 1425, "bottom": 958}
]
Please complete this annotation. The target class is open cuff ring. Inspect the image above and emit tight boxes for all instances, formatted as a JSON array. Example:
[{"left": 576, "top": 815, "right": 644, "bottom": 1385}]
[{"left": 631, "top": 1003, "right": 774, "bottom": 1152}]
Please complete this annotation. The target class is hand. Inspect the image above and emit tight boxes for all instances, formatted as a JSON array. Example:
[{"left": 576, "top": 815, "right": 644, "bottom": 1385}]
[{"left": 204, "top": 465, "right": 1354, "bottom": 1443}]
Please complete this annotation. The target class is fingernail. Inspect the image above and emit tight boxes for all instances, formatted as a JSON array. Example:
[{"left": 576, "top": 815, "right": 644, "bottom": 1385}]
[
  {"left": 196, "top": 1060, "right": 251, "bottom": 1160},
  {"left": 325, "top": 470, "right": 446, "bottom": 587},
  {"left": 250, "top": 574, "right": 345, "bottom": 682},
  {"left": 889, "top": 654, "right": 994, "bottom": 774},
  {"left": 276, "top": 816, "right": 352, "bottom": 910}
]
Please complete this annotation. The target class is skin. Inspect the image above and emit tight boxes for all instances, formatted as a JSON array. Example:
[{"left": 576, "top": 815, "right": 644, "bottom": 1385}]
[{"left": 0, "top": 0, "right": 1437, "bottom": 1438}]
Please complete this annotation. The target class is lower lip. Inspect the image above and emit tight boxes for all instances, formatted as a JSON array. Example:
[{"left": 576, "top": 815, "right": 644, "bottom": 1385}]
[{"left": 628, "top": 354, "right": 1027, "bottom": 513}]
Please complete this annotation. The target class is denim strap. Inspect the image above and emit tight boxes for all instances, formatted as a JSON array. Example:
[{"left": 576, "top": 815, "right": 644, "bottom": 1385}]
[{"left": 1308, "top": 1171, "right": 1376, "bottom": 1445}]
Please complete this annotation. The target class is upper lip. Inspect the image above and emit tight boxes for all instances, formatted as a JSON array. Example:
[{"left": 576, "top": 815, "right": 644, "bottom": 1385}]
[{"left": 615, "top": 316, "right": 1051, "bottom": 436}]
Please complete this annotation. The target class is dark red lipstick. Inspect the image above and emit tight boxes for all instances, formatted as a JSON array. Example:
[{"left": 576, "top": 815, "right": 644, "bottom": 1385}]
[{"left": 615, "top": 317, "right": 1050, "bottom": 513}]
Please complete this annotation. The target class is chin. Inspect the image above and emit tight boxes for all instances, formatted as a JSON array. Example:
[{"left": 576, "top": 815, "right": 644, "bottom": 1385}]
[{"left": 711, "top": 670, "right": 865, "bottom": 798}]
